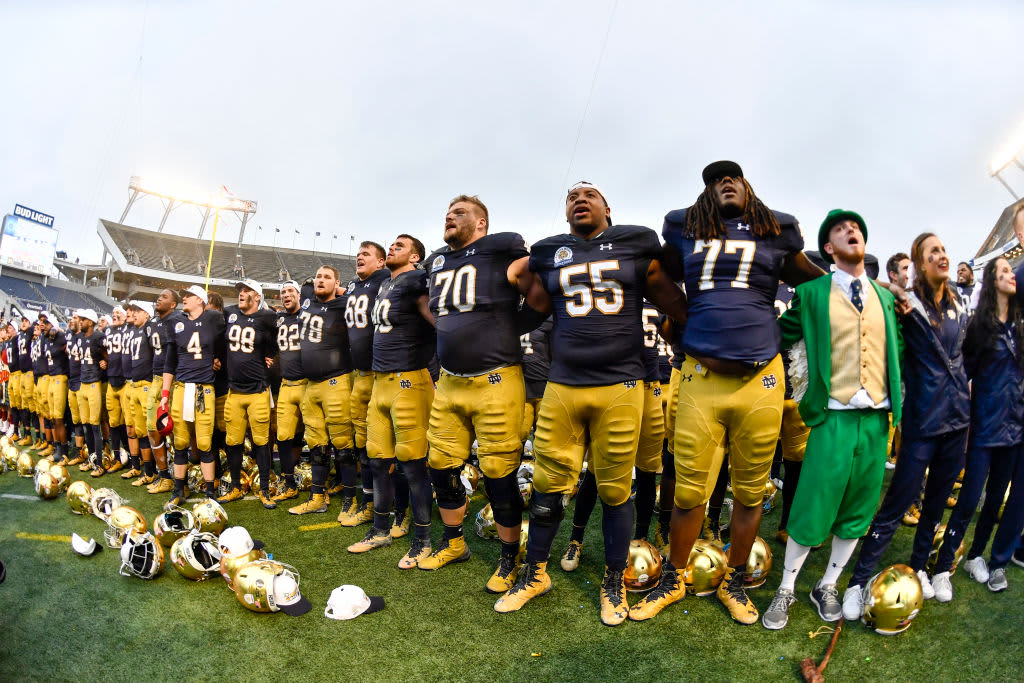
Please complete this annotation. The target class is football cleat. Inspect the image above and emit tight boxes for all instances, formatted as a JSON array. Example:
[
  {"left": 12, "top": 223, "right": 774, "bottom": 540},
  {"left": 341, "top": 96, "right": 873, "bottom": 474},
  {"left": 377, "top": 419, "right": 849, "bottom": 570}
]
[
  {"left": 106, "top": 458, "right": 124, "bottom": 474},
  {"left": 494, "top": 561, "right": 551, "bottom": 613},
  {"left": 90, "top": 466, "right": 106, "bottom": 478},
  {"left": 165, "top": 493, "right": 188, "bottom": 510},
  {"left": 348, "top": 500, "right": 374, "bottom": 526},
  {"left": 775, "top": 529, "right": 789, "bottom": 544},
  {"left": 79, "top": 460, "right": 94, "bottom": 472},
  {"left": 272, "top": 485, "right": 299, "bottom": 502},
  {"left": 560, "top": 540, "right": 583, "bottom": 572},
  {"left": 629, "top": 562, "right": 686, "bottom": 621},
  {"left": 216, "top": 487, "right": 245, "bottom": 504},
  {"left": 121, "top": 467, "right": 142, "bottom": 480},
  {"left": 327, "top": 480, "right": 345, "bottom": 496},
  {"left": 289, "top": 493, "right": 329, "bottom": 515},
  {"left": 600, "top": 567, "right": 629, "bottom": 626},
  {"left": 398, "top": 538, "right": 431, "bottom": 569},
  {"left": 417, "top": 536, "right": 471, "bottom": 570},
  {"left": 762, "top": 587, "right": 797, "bottom": 630},
  {"left": 258, "top": 491, "right": 277, "bottom": 509},
  {"left": 66, "top": 453, "right": 86, "bottom": 467},
  {"left": 347, "top": 529, "right": 393, "bottom": 554},
  {"left": 717, "top": 566, "right": 758, "bottom": 624},
  {"left": 16, "top": 435, "right": 32, "bottom": 446},
  {"left": 485, "top": 554, "right": 519, "bottom": 594},
  {"left": 809, "top": 581, "right": 842, "bottom": 622},
  {"left": 916, "top": 570, "right": 935, "bottom": 600},
  {"left": 335, "top": 496, "right": 358, "bottom": 524},
  {"left": 133, "top": 473, "right": 156, "bottom": 487},
  {"left": 148, "top": 477, "right": 174, "bottom": 494},
  {"left": 391, "top": 507, "right": 411, "bottom": 538},
  {"left": 902, "top": 504, "right": 921, "bottom": 526}
]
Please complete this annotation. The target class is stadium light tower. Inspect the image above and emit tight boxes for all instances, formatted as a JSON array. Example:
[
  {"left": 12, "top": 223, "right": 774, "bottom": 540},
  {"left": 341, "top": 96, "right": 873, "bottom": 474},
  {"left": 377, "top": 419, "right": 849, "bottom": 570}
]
[{"left": 990, "top": 120, "right": 1024, "bottom": 200}]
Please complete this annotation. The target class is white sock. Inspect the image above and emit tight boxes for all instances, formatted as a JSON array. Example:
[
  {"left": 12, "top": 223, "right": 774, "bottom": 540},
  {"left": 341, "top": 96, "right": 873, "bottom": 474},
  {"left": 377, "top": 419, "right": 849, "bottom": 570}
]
[
  {"left": 779, "top": 537, "right": 812, "bottom": 591},
  {"left": 821, "top": 537, "right": 859, "bottom": 586}
]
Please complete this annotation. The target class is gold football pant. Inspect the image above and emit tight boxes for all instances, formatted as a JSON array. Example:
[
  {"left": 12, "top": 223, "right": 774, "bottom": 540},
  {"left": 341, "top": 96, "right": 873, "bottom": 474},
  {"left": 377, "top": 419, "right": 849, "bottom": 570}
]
[
  {"left": 780, "top": 398, "right": 809, "bottom": 463},
  {"left": 302, "top": 374, "right": 353, "bottom": 450},
  {"left": 276, "top": 379, "right": 306, "bottom": 442},
  {"left": 67, "top": 388, "right": 81, "bottom": 424},
  {"left": 8, "top": 371, "right": 20, "bottom": 410},
  {"left": 77, "top": 381, "right": 104, "bottom": 426},
  {"left": 520, "top": 397, "right": 542, "bottom": 442},
  {"left": 106, "top": 383, "right": 125, "bottom": 427},
  {"left": 128, "top": 380, "right": 150, "bottom": 436},
  {"left": 635, "top": 380, "right": 666, "bottom": 473},
  {"left": 367, "top": 369, "right": 433, "bottom": 462},
  {"left": 21, "top": 371, "right": 35, "bottom": 413},
  {"left": 533, "top": 380, "right": 644, "bottom": 506},
  {"left": 674, "top": 355, "right": 784, "bottom": 509},
  {"left": 427, "top": 365, "right": 525, "bottom": 479},
  {"left": 224, "top": 388, "right": 271, "bottom": 446},
  {"left": 664, "top": 367, "right": 681, "bottom": 454},
  {"left": 145, "top": 376, "right": 164, "bottom": 434},
  {"left": 349, "top": 371, "right": 374, "bottom": 449},
  {"left": 170, "top": 381, "right": 215, "bottom": 451},
  {"left": 35, "top": 375, "right": 50, "bottom": 419},
  {"left": 46, "top": 375, "right": 67, "bottom": 420},
  {"left": 215, "top": 393, "right": 226, "bottom": 433}
]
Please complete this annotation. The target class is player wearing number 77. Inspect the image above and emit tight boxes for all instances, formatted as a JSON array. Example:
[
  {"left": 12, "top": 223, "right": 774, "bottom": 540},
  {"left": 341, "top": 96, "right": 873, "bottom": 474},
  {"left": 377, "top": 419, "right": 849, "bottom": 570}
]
[
  {"left": 630, "top": 161, "right": 824, "bottom": 624},
  {"left": 493, "top": 181, "right": 686, "bottom": 625}
]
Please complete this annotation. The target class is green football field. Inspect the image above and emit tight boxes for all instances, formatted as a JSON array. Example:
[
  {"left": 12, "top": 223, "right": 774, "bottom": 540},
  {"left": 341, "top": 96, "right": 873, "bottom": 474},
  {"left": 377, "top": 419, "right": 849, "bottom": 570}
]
[{"left": 1, "top": 447, "right": 1023, "bottom": 682}]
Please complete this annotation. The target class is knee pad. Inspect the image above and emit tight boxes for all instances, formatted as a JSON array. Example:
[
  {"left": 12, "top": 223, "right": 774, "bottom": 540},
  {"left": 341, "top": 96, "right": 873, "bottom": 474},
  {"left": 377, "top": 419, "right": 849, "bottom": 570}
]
[
  {"left": 530, "top": 491, "right": 566, "bottom": 528},
  {"left": 429, "top": 466, "right": 466, "bottom": 510},
  {"left": 138, "top": 436, "right": 151, "bottom": 451},
  {"left": 199, "top": 449, "right": 215, "bottom": 464},
  {"left": 310, "top": 446, "right": 331, "bottom": 468},
  {"left": 336, "top": 447, "right": 357, "bottom": 466},
  {"left": 484, "top": 472, "right": 523, "bottom": 527},
  {"left": 173, "top": 448, "right": 190, "bottom": 466},
  {"left": 370, "top": 457, "right": 395, "bottom": 479}
]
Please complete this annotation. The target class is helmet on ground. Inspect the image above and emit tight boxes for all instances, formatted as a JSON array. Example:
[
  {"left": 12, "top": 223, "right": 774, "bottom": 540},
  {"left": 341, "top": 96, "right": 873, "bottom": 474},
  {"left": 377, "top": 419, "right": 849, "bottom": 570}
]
[
  {"left": 218, "top": 529, "right": 268, "bottom": 588},
  {"left": 119, "top": 531, "right": 165, "bottom": 579},
  {"left": 624, "top": 539, "right": 663, "bottom": 591},
  {"left": 90, "top": 488, "right": 125, "bottom": 521},
  {"left": 233, "top": 559, "right": 309, "bottom": 615},
  {"left": 187, "top": 465, "right": 204, "bottom": 494},
  {"left": 67, "top": 480, "right": 94, "bottom": 515},
  {"left": 683, "top": 540, "right": 728, "bottom": 596},
  {"left": 475, "top": 503, "right": 498, "bottom": 540},
  {"left": 154, "top": 508, "right": 198, "bottom": 548},
  {"left": 16, "top": 452, "right": 34, "bottom": 477},
  {"left": 170, "top": 530, "right": 222, "bottom": 580},
  {"left": 105, "top": 506, "right": 148, "bottom": 548},
  {"left": 35, "top": 471, "right": 61, "bottom": 499},
  {"left": 49, "top": 463, "right": 70, "bottom": 492},
  {"left": 192, "top": 499, "right": 228, "bottom": 535},
  {"left": 862, "top": 564, "right": 923, "bottom": 635},
  {"left": 294, "top": 462, "right": 313, "bottom": 491}
]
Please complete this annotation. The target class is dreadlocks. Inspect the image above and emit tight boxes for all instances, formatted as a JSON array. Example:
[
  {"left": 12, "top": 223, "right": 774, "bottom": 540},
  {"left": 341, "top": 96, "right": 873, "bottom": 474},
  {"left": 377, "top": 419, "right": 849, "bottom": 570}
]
[{"left": 684, "top": 178, "right": 781, "bottom": 240}]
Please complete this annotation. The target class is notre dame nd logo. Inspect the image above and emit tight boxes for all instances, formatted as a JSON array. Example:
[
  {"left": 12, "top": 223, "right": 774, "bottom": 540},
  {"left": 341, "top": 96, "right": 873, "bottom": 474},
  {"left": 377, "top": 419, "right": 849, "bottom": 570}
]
[
  {"left": 761, "top": 374, "right": 777, "bottom": 390},
  {"left": 399, "top": 379, "right": 411, "bottom": 389},
  {"left": 487, "top": 373, "right": 501, "bottom": 385}
]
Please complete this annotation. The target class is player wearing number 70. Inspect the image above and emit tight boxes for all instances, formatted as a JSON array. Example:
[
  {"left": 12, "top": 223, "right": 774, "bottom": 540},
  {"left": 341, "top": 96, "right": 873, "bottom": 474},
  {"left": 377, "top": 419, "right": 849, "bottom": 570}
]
[
  {"left": 494, "top": 181, "right": 686, "bottom": 626},
  {"left": 630, "top": 160, "right": 824, "bottom": 625}
]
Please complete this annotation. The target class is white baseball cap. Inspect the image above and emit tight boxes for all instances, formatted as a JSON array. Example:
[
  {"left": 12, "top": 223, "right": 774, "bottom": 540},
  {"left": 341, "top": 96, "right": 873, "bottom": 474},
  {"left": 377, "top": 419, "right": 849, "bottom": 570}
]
[
  {"left": 324, "top": 585, "right": 385, "bottom": 620},
  {"left": 235, "top": 279, "right": 263, "bottom": 299},
  {"left": 112, "top": 305, "right": 126, "bottom": 316},
  {"left": 71, "top": 533, "right": 103, "bottom": 557},
  {"left": 78, "top": 309, "right": 98, "bottom": 323},
  {"left": 280, "top": 279, "right": 301, "bottom": 295},
  {"left": 180, "top": 285, "right": 209, "bottom": 304},
  {"left": 217, "top": 526, "right": 262, "bottom": 556},
  {"left": 133, "top": 301, "right": 154, "bottom": 317}
]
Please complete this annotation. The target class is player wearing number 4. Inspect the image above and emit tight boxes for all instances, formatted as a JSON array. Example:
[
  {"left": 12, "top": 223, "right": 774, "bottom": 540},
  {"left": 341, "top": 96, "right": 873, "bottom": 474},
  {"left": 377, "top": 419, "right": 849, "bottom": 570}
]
[
  {"left": 494, "top": 181, "right": 686, "bottom": 626},
  {"left": 632, "top": 161, "right": 824, "bottom": 625}
]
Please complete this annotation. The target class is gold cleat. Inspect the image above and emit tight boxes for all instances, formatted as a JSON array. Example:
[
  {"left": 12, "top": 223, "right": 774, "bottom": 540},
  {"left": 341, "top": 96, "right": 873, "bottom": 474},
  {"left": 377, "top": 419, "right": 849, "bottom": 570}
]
[
  {"left": 164, "top": 493, "right": 187, "bottom": 510},
  {"left": 66, "top": 453, "right": 86, "bottom": 467},
  {"left": 29, "top": 439, "right": 45, "bottom": 451},
  {"left": 391, "top": 507, "right": 411, "bottom": 539},
  {"left": 39, "top": 444, "right": 54, "bottom": 458},
  {"left": 147, "top": 477, "right": 175, "bottom": 494},
  {"left": 79, "top": 460, "right": 94, "bottom": 472},
  {"left": 335, "top": 496, "right": 358, "bottom": 524},
  {"left": 327, "top": 481, "right": 345, "bottom": 496},
  {"left": 90, "top": 466, "right": 106, "bottom": 478},
  {"left": 106, "top": 459, "right": 124, "bottom": 474},
  {"left": 347, "top": 529, "right": 393, "bottom": 553},
  {"left": 600, "top": 567, "right": 629, "bottom": 626},
  {"left": 133, "top": 473, "right": 156, "bottom": 487},
  {"left": 946, "top": 495, "right": 958, "bottom": 509},
  {"left": 398, "top": 538, "right": 431, "bottom": 569},
  {"left": 902, "top": 503, "right": 921, "bottom": 527},
  {"left": 485, "top": 554, "right": 520, "bottom": 594},
  {"left": 350, "top": 501, "right": 374, "bottom": 526},
  {"left": 121, "top": 467, "right": 142, "bottom": 480},
  {"left": 418, "top": 536, "right": 471, "bottom": 570},
  {"left": 717, "top": 565, "right": 758, "bottom": 625},
  {"left": 560, "top": 540, "right": 583, "bottom": 572},
  {"left": 272, "top": 485, "right": 299, "bottom": 502},
  {"left": 17, "top": 435, "right": 32, "bottom": 446},
  {"left": 776, "top": 529, "right": 789, "bottom": 544},
  {"left": 258, "top": 491, "right": 277, "bottom": 510},
  {"left": 629, "top": 562, "right": 685, "bottom": 621},
  {"left": 289, "top": 493, "right": 329, "bottom": 515},
  {"left": 494, "top": 561, "right": 551, "bottom": 613},
  {"left": 217, "top": 487, "right": 245, "bottom": 504}
]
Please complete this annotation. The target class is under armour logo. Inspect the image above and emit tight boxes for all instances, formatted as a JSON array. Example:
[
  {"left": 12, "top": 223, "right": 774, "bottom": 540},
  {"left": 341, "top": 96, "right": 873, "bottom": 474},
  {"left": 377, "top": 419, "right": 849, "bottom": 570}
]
[
  {"left": 681, "top": 373, "right": 693, "bottom": 382},
  {"left": 399, "top": 379, "right": 411, "bottom": 389},
  {"left": 761, "top": 374, "right": 777, "bottom": 390},
  {"left": 329, "top": 378, "right": 338, "bottom": 386},
  {"left": 599, "top": 243, "right": 613, "bottom": 251},
  {"left": 623, "top": 380, "right": 637, "bottom": 389},
  {"left": 737, "top": 222, "right": 750, "bottom": 231},
  {"left": 871, "top": 531, "right": 880, "bottom": 539},
  {"left": 487, "top": 373, "right": 501, "bottom": 385},
  {"left": 466, "top": 249, "right": 476, "bottom": 256}
]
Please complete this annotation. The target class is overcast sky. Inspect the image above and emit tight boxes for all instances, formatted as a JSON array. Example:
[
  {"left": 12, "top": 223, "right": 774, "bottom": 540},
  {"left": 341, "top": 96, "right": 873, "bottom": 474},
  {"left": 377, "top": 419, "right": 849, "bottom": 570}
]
[{"left": 4, "top": 1, "right": 1024, "bottom": 276}]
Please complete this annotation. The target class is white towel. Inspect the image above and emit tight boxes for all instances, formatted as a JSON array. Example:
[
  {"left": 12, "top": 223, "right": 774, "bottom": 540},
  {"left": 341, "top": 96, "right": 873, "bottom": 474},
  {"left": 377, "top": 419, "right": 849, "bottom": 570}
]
[{"left": 183, "top": 382, "right": 197, "bottom": 422}]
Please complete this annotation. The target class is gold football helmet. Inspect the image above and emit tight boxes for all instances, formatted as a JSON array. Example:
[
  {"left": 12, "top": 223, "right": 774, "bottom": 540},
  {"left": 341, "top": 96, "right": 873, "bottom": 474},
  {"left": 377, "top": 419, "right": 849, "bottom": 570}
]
[
  {"left": 461, "top": 463, "right": 481, "bottom": 496},
  {"left": 516, "top": 520, "right": 530, "bottom": 564},
  {"left": 220, "top": 547, "right": 268, "bottom": 588},
  {"left": 105, "top": 506, "right": 148, "bottom": 547},
  {"left": 154, "top": 508, "right": 198, "bottom": 548},
  {"left": 233, "top": 559, "right": 303, "bottom": 614},
  {"left": 49, "top": 463, "right": 70, "bottom": 492},
  {"left": 926, "top": 523, "right": 965, "bottom": 575},
  {"left": 101, "top": 449, "right": 118, "bottom": 471},
  {"left": 743, "top": 536, "right": 773, "bottom": 588},
  {"left": 3, "top": 444, "right": 19, "bottom": 471},
  {"left": 475, "top": 503, "right": 499, "bottom": 540},
  {"left": 33, "top": 458, "right": 50, "bottom": 479},
  {"left": 35, "top": 471, "right": 61, "bottom": 499},
  {"left": 683, "top": 540, "right": 728, "bottom": 596},
  {"left": 249, "top": 471, "right": 280, "bottom": 498},
  {"left": 241, "top": 454, "right": 257, "bottom": 479},
  {"left": 193, "top": 499, "right": 229, "bottom": 535},
  {"left": 517, "top": 461, "right": 534, "bottom": 507},
  {"left": 624, "top": 539, "right": 663, "bottom": 591},
  {"left": 762, "top": 480, "right": 778, "bottom": 514},
  {"left": 170, "top": 530, "right": 223, "bottom": 580},
  {"left": 90, "top": 488, "right": 125, "bottom": 521},
  {"left": 119, "top": 531, "right": 165, "bottom": 579},
  {"left": 294, "top": 462, "right": 313, "bottom": 491},
  {"left": 17, "top": 451, "right": 34, "bottom": 477},
  {"left": 862, "top": 564, "right": 923, "bottom": 635},
  {"left": 66, "top": 480, "right": 94, "bottom": 515},
  {"left": 187, "top": 465, "right": 204, "bottom": 494}
]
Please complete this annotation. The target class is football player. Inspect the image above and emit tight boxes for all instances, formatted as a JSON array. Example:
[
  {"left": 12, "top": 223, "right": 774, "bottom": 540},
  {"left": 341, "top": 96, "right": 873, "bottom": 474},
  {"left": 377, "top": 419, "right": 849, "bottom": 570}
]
[
  {"left": 159, "top": 285, "right": 226, "bottom": 507},
  {"left": 348, "top": 234, "right": 437, "bottom": 569},
  {"left": 62, "top": 313, "right": 85, "bottom": 466},
  {"left": 520, "top": 316, "right": 552, "bottom": 442},
  {"left": 7, "top": 317, "right": 24, "bottom": 443},
  {"left": 103, "top": 306, "right": 129, "bottom": 470},
  {"left": 273, "top": 280, "right": 306, "bottom": 501},
  {"left": 341, "top": 241, "right": 390, "bottom": 525},
  {"left": 290, "top": 265, "right": 356, "bottom": 515},
  {"left": 28, "top": 318, "right": 48, "bottom": 451},
  {"left": 206, "top": 292, "right": 230, "bottom": 485},
  {"left": 419, "top": 195, "right": 545, "bottom": 589},
  {"left": 76, "top": 309, "right": 108, "bottom": 476},
  {"left": 631, "top": 161, "right": 824, "bottom": 625},
  {"left": 124, "top": 302, "right": 158, "bottom": 486},
  {"left": 219, "top": 280, "right": 278, "bottom": 508},
  {"left": 145, "top": 289, "right": 182, "bottom": 494},
  {"left": 41, "top": 312, "right": 70, "bottom": 463},
  {"left": 119, "top": 304, "right": 141, "bottom": 477},
  {"left": 494, "top": 182, "right": 686, "bottom": 626}
]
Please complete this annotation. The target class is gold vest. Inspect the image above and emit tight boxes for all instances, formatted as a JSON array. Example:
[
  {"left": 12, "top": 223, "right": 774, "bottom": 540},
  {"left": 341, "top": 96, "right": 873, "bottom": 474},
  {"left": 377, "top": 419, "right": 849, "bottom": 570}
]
[{"left": 829, "top": 280, "right": 888, "bottom": 405}]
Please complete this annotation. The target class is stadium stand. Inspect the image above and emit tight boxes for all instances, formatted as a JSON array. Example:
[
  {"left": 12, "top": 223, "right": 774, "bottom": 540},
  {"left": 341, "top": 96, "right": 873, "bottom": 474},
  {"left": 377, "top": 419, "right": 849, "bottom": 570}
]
[{"left": 0, "top": 272, "right": 114, "bottom": 321}]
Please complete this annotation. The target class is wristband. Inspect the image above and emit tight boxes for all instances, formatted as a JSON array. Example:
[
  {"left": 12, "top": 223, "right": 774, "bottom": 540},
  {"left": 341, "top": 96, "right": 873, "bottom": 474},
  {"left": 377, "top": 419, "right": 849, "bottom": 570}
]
[{"left": 161, "top": 390, "right": 169, "bottom": 399}]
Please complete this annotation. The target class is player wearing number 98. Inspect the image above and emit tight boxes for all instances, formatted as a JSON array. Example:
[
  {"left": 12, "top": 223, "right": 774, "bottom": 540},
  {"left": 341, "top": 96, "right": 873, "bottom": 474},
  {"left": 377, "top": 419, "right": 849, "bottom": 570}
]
[
  {"left": 630, "top": 160, "right": 824, "bottom": 624},
  {"left": 420, "top": 195, "right": 545, "bottom": 588},
  {"left": 160, "top": 285, "right": 227, "bottom": 508},
  {"left": 219, "top": 280, "right": 278, "bottom": 508},
  {"left": 494, "top": 181, "right": 686, "bottom": 626},
  {"left": 341, "top": 241, "right": 390, "bottom": 526}
]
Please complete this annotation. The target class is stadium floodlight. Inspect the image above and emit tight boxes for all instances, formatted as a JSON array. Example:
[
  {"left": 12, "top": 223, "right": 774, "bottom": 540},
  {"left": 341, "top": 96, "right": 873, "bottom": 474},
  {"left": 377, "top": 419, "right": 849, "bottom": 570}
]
[
  {"left": 128, "top": 176, "right": 257, "bottom": 214},
  {"left": 990, "top": 120, "right": 1024, "bottom": 200}
]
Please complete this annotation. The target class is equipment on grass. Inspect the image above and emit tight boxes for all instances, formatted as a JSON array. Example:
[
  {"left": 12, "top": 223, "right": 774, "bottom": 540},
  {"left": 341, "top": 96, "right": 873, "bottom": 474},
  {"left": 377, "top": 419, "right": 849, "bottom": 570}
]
[
  {"left": 35, "top": 471, "right": 60, "bottom": 499},
  {"left": 90, "top": 488, "right": 125, "bottom": 522},
  {"left": 517, "top": 461, "right": 534, "bottom": 506},
  {"left": 462, "top": 462, "right": 481, "bottom": 496},
  {"left": 294, "top": 462, "right": 313, "bottom": 491},
  {"left": 763, "top": 479, "right": 778, "bottom": 513},
  {"left": 105, "top": 506, "right": 148, "bottom": 548},
  {"left": 683, "top": 540, "right": 728, "bottom": 596},
  {"left": 33, "top": 458, "right": 50, "bottom": 479},
  {"left": 154, "top": 508, "right": 198, "bottom": 548},
  {"left": 67, "top": 480, "right": 94, "bottom": 515},
  {"left": 186, "top": 465, "right": 204, "bottom": 494},
  {"left": 926, "top": 523, "right": 965, "bottom": 575},
  {"left": 861, "top": 564, "right": 923, "bottom": 635},
  {"left": 799, "top": 618, "right": 842, "bottom": 682},
  {"left": 475, "top": 503, "right": 498, "bottom": 540},
  {"left": 16, "top": 452, "right": 33, "bottom": 477},
  {"left": 192, "top": 499, "right": 228, "bottom": 535},
  {"left": 49, "top": 463, "right": 70, "bottom": 492},
  {"left": 170, "top": 530, "right": 222, "bottom": 580},
  {"left": 624, "top": 539, "right": 663, "bottom": 591},
  {"left": 220, "top": 541, "right": 268, "bottom": 588},
  {"left": 723, "top": 536, "right": 773, "bottom": 588},
  {"left": 249, "top": 470, "right": 280, "bottom": 498},
  {"left": 119, "top": 531, "right": 165, "bottom": 579},
  {"left": 233, "top": 559, "right": 311, "bottom": 615}
]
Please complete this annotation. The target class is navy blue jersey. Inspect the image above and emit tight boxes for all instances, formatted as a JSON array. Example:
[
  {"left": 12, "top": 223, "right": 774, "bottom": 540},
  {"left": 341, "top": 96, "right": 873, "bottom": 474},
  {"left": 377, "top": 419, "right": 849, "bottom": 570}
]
[
  {"left": 148, "top": 312, "right": 179, "bottom": 376},
  {"left": 641, "top": 303, "right": 663, "bottom": 382},
  {"left": 129, "top": 323, "right": 154, "bottom": 382},
  {"left": 299, "top": 295, "right": 352, "bottom": 381},
  {"left": 67, "top": 332, "right": 83, "bottom": 390},
  {"left": 371, "top": 269, "right": 435, "bottom": 372},
  {"left": 163, "top": 309, "right": 226, "bottom": 384},
  {"left": 520, "top": 316, "right": 552, "bottom": 400},
  {"left": 662, "top": 210, "right": 803, "bottom": 363},
  {"left": 426, "top": 232, "right": 529, "bottom": 374},
  {"left": 17, "top": 330, "right": 32, "bottom": 374},
  {"left": 103, "top": 324, "right": 127, "bottom": 387},
  {"left": 120, "top": 325, "right": 136, "bottom": 379},
  {"left": 775, "top": 282, "right": 797, "bottom": 398},
  {"left": 30, "top": 335, "right": 47, "bottom": 376},
  {"left": 530, "top": 225, "right": 661, "bottom": 386},
  {"left": 344, "top": 269, "right": 390, "bottom": 372},
  {"left": 79, "top": 330, "right": 106, "bottom": 384},
  {"left": 224, "top": 305, "right": 278, "bottom": 393},
  {"left": 275, "top": 309, "right": 306, "bottom": 381},
  {"left": 8, "top": 333, "right": 22, "bottom": 373},
  {"left": 45, "top": 330, "right": 69, "bottom": 376}
]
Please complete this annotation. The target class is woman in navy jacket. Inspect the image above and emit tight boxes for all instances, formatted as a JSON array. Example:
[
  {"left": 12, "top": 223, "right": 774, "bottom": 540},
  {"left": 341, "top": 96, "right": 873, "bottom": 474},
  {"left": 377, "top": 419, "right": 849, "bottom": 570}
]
[
  {"left": 843, "top": 232, "right": 970, "bottom": 618},
  {"left": 931, "top": 256, "right": 1024, "bottom": 598}
]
